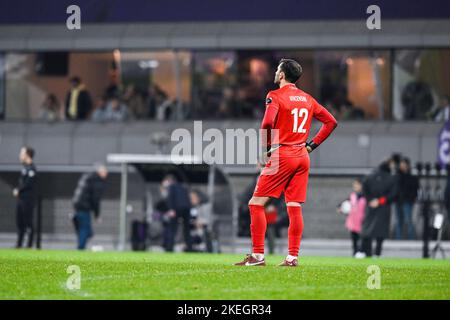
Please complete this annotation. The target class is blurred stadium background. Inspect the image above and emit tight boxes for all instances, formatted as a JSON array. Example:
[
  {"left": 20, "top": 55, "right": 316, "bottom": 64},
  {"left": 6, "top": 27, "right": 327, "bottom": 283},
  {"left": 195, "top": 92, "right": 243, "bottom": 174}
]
[{"left": 0, "top": 0, "right": 450, "bottom": 258}]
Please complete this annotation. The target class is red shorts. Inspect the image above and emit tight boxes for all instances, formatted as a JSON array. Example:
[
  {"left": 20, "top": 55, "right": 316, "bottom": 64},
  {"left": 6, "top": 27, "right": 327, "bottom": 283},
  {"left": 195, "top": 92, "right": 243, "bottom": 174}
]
[{"left": 253, "top": 151, "right": 310, "bottom": 203}]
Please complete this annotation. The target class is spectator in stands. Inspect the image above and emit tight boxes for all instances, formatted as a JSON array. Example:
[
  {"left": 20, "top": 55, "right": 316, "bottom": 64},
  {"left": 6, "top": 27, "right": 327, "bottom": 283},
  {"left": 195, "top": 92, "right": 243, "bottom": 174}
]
[
  {"left": 337, "top": 178, "right": 366, "bottom": 257},
  {"left": 217, "top": 87, "right": 238, "bottom": 118},
  {"left": 123, "top": 84, "right": 146, "bottom": 119},
  {"left": 146, "top": 84, "right": 159, "bottom": 119},
  {"left": 189, "top": 189, "right": 211, "bottom": 252},
  {"left": 155, "top": 89, "right": 173, "bottom": 121},
  {"left": 235, "top": 88, "right": 254, "bottom": 118},
  {"left": 395, "top": 158, "right": 418, "bottom": 240},
  {"left": 432, "top": 95, "right": 450, "bottom": 122},
  {"left": 65, "top": 76, "right": 93, "bottom": 120},
  {"left": 360, "top": 159, "right": 398, "bottom": 257},
  {"left": 102, "top": 95, "right": 129, "bottom": 121},
  {"left": 104, "top": 81, "right": 120, "bottom": 100},
  {"left": 39, "top": 93, "right": 61, "bottom": 121},
  {"left": 160, "top": 174, "right": 193, "bottom": 252},
  {"left": 91, "top": 95, "right": 108, "bottom": 122},
  {"left": 13, "top": 147, "right": 37, "bottom": 249},
  {"left": 71, "top": 163, "right": 108, "bottom": 250}
]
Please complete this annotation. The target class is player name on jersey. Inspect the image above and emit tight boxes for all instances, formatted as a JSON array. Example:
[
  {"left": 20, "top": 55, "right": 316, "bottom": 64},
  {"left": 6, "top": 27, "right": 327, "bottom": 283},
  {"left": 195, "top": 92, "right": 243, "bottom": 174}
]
[{"left": 289, "top": 95, "right": 307, "bottom": 102}]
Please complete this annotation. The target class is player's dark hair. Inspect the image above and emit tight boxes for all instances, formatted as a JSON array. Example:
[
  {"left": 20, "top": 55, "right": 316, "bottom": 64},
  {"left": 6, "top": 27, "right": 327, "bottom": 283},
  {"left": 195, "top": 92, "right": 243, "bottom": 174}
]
[
  {"left": 279, "top": 59, "right": 303, "bottom": 83},
  {"left": 70, "top": 76, "right": 81, "bottom": 85},
  {"left": 23, "top": 146, "right": 35, "bottom": 159}
]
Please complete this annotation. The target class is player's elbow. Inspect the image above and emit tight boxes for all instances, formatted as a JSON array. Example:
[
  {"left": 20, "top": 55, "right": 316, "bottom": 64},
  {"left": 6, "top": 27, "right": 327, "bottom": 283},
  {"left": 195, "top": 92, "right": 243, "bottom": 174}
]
[{"left": 330, "top": 118, "right": 338, "bottom": 130}]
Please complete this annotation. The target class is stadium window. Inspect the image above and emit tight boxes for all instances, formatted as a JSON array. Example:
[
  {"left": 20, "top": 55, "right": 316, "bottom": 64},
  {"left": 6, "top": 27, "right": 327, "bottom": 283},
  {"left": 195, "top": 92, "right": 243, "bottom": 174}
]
[
  {"left": 120, "top": 50, "right": 192, "bottom": 120},
  {"left": 191, "top": 51, "right": 237, "bottom": 119},
  {"left": 392, "top": 49, "right": 450, "bottom": 121},
  {"left": 274, "top": 50, "right": 391, "bottom": 121},
  {"left": 4, "top": 51, "right": 116, "bottom": 121}
]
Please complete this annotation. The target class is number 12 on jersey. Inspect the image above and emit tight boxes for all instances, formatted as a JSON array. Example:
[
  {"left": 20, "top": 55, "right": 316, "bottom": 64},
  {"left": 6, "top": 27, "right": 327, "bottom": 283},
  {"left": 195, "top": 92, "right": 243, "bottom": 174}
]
[{"left": 291, "top": 108, "right": 308, "bottom": 133}]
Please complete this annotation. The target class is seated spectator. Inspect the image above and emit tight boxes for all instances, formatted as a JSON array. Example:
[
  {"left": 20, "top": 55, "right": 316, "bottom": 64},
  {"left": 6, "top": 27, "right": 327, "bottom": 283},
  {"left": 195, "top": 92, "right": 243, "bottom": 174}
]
[
  {"left": 101, "top": 96, "right": 129, "bottom": 122},
  {"left": 91, "top": 95, "right": 108, "bottom": 122},
  {"left": 123, "top": 84, "right": 146, "bottom": 119},
  {"left": 39, "top": 93, "right": 61, "bottom": 121},
  {"left": 432, "top": 95, "right": 450, "bottom": 122}
]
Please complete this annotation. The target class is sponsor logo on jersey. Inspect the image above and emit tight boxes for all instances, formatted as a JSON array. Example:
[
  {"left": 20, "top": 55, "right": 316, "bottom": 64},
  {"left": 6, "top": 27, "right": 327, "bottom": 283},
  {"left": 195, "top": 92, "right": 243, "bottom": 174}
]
[{"left": 266, "top": 97, "right": 272, "bottom": 105}]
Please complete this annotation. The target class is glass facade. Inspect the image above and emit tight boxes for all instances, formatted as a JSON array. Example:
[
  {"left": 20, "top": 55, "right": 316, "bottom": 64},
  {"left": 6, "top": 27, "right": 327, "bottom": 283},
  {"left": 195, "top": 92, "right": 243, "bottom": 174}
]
[
  {"left": 0, "top": 48, "right": 448, "bottom": 121},
  {"left": 393, "top": 49, "right": 450, "bottom": 120}
]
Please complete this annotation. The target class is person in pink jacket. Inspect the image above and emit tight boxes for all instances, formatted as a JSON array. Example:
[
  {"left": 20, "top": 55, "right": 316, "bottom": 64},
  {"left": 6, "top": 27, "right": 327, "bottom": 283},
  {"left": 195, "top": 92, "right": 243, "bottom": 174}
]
[{"left": 338, "top": 179, "right": 367, "bottom": 257}]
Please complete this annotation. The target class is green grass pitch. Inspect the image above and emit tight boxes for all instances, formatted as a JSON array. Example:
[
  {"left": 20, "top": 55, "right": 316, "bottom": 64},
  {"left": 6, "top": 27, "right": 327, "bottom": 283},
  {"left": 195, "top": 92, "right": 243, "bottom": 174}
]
[{"left": 0, "top": 249, "right": 449, "bottom": 300}]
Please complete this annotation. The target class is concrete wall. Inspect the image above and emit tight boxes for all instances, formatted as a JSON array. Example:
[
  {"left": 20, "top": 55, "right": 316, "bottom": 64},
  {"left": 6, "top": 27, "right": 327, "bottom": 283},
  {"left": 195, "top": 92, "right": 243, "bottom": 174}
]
[{"left": 0, "top": 120, "right": 443, "bottom": 168}]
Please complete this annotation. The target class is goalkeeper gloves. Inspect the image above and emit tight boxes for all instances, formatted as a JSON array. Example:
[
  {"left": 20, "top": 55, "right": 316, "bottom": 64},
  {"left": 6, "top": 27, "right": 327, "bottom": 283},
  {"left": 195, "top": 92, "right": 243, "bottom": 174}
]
[{"left": 306, "top": 141, "right": 319, "bottom": 153}]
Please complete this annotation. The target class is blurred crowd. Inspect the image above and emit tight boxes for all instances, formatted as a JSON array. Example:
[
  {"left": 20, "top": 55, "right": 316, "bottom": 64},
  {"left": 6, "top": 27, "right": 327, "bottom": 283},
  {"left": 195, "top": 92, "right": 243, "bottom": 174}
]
[
  {"left": 37, "top": 75, "right": 450, "bottom": 123},
  {"left": 39, "top": 76, "right": 179, "bottom": 122},
  {"left": 338, "top": 154, "right": 449, "bottom": 258}
]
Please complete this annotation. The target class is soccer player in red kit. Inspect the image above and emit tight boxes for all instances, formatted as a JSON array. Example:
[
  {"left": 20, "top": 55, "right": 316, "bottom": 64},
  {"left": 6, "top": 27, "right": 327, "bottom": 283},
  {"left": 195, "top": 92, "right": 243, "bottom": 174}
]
[{"left": 235, "top": 59, "right": 338, "bottom": 267}]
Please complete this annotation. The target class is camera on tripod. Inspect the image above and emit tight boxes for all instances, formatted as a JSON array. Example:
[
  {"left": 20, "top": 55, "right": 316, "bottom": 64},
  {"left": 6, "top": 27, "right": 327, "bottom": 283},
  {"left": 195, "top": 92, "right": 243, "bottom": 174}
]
[{"left": 415, "top": 161, "right": 447, "bottom": 258}]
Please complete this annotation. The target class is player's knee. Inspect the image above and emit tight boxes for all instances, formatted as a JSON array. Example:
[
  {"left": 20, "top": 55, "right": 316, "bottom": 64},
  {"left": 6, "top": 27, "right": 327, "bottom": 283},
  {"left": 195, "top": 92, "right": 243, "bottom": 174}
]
[
  {"left": 248, "top": 197, "right": 267, "bottom": 206},
  {"left": 286, "top": 202, "right": 302, "bottom": 207}
]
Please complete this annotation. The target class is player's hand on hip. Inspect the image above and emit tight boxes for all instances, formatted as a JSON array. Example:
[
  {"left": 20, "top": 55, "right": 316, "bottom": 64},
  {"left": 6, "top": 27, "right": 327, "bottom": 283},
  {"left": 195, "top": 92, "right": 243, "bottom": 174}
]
[{"left": 306, "top": 141, "right": 318, "bottom": 153}]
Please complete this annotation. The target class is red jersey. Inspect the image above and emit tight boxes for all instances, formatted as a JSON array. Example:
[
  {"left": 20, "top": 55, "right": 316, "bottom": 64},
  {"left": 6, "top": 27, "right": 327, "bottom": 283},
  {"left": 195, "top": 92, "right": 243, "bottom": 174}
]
[{"left": 261, "top": 83, "right": 337, "bottom": 157}]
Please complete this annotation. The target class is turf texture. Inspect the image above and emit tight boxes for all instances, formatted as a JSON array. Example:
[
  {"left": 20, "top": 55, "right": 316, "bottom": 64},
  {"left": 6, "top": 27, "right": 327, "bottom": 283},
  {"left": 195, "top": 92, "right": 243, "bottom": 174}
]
[{"left": 0, "top": 249, "right": 449, "bottom": 300}]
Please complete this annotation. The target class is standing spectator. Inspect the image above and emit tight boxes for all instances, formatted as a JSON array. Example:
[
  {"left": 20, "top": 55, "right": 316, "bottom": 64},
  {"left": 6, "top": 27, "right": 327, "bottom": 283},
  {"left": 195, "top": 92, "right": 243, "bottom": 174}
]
[
  {"left": 155, "top": 90, "right": 173, "bottom": 121},
  {"left": 123, "top": 84, "right": 146, "bottom": 119},
  {"left": 13, "top": 147, "right": 37, "bottom": 248},
  {"left": 39, "top": 93, "right": 61, "bottom": 121},
  {"left": 361, "top": 160, "right": 398, "bottom": 257},
  {"left": 103, "top": 96, "right": 129, "bottom": 121},
  {"left": 72, "top": 164, "right": 108, "bottom": 250},
  {"left": 432, "top": 95, "right": 450, "bottom": 122},
  {"left": 146, "top": 84, "right": 159, "bottom": 119},
  {"left": 338, "top": 179, "right": 366, "bottom": 257},
  {"left": 395, "top": 158, "right": 419, "bottom": 239},
  {"left": 161, "top": 175, "right": 193, "bottom": 252},
  {"left": 65, "top": 76, "right": 93, "bottom": 120}
]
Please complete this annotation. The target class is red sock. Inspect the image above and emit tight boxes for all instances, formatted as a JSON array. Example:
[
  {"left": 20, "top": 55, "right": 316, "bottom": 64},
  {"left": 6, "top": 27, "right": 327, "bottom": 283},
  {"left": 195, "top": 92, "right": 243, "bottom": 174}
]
[
  {"left": 249, "top": 204, "right": 267, "bottom": 254},
  {"left": 287, "top": 206, "right": 304, "bottom": 257}
]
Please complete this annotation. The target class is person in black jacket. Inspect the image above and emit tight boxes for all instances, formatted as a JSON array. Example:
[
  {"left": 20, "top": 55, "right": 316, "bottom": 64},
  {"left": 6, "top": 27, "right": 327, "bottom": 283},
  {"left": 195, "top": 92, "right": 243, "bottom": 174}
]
[
  {"left": 13, "top": 147, "right": 37, "bottom": 248},
  {"left": 65, "top": 76, "right": 93, "bottom": 120},
  {"left": 361, "top": 159, "right": 398, "bottom": 257},
  {"left": 72, "top": 164, "right": 108, "bottom": 250},
  {"left": 395, "top": 158, "right": 419, "bottom": 239},
  {"left": 161, "top": 174, "right": 193, "bottom": 252}
]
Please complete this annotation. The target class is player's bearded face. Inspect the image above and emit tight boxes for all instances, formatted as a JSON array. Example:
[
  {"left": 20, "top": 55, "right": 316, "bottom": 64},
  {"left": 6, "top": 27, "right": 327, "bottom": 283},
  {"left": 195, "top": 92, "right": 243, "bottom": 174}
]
[{"left": 274, "top": 66, "right": 282, "bottom": 84}]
